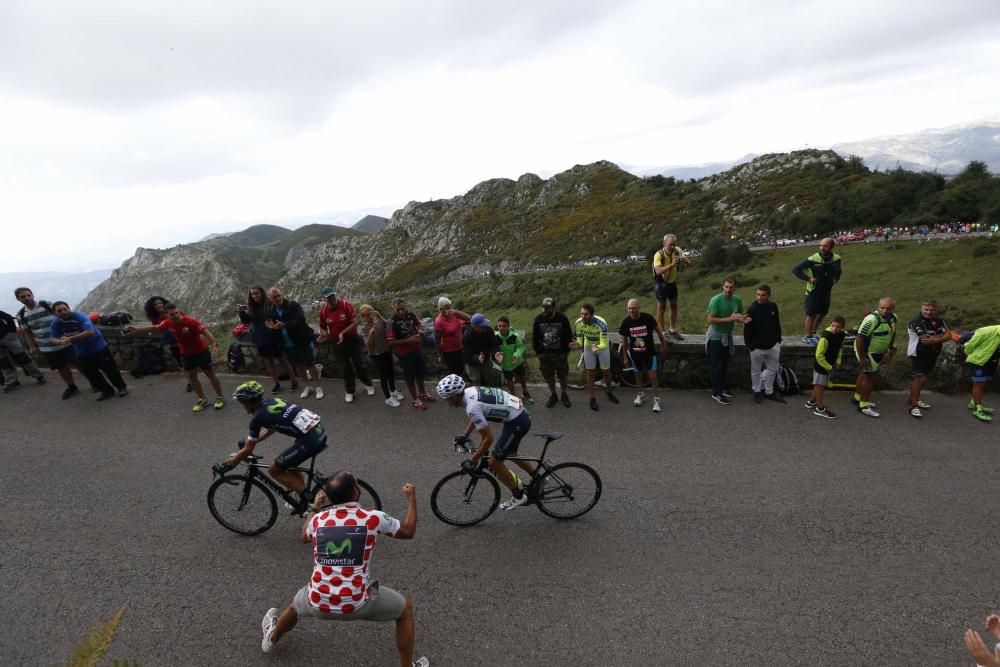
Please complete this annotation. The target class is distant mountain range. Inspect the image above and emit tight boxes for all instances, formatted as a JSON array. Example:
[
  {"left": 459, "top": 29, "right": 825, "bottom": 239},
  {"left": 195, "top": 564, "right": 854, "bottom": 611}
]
[
  {"left": 630, "top": 118, "right": 1000, "bottom": 180},
  {"left": 0, "top": 270, "right": 113, "bottom": 316}
]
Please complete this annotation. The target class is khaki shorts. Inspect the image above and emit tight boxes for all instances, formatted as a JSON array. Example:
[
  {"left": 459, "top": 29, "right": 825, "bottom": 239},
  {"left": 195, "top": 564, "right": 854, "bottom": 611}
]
[{"left": 291, "top": 583, "right": 406, "bottom": 622}]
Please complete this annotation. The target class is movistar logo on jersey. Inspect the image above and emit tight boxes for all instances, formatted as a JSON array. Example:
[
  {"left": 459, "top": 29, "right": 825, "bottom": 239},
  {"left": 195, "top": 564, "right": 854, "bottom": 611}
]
[
  {"left": 325, "top": 539, "right": 351, "bottom": 556},
  {"left": 267, "top": 398, "right": 288, "bottom": 414}
]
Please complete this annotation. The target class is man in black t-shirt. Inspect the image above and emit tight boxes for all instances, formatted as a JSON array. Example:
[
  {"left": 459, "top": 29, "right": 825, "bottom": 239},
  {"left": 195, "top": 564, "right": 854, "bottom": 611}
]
[
  {"left": 906, "top": 299, "right": 950, "bottom": 418},
  {"left": 618, "top": 298, "right": 667, "bottom": 412},
  {"left": 743, "top": 284, "right": 784, "bottom": 404}
]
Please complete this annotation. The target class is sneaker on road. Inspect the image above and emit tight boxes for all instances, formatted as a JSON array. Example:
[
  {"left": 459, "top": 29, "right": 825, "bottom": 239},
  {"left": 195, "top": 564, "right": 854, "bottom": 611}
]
[
  {"left": 915, "top": 400, "right": 931, "bottom": 409},
  {"left": 419, "top": 393, "right": 437, "bottom": 403},
  {"left": 300, "top": 386, "right": 313, "bottom": 399},
  {"left": 652, "top": 397, "right": 662, "bottom": 413},
  {"left": 3, "top": 381, "right": 21, "bottom": 393},
  {"left": 909, "top": 406, "right": 923, "bottom": 418},
  {"left": 412, "top": 657, "right": 430, "bottom": 667},
  {"left": 385, "top": 396, "right": 401, "bottom": 408},
  {"left": 391, "top": 390, "right": 404, "bottom": 401},
  {"left": 968, "top": 400, "right": 993, "bottom": 413},
  {"left": 712, "top": 394, "right": 732, "bottom": 406},
  {"left": 500, "top": 493, "right": 529, "bottom": 511},
  {"left": 860, "top": 405, "right": 880, "bottom": 418},
  {"left": 261, "top": 607, "right": 279, "bottom": 653},
  {"left": 804, "top": 399, "right": 817, "bottom": 409},
  {"left": 192, "top": 398, "right": 209, "bottom": 412},
  {"left": 62, "top": 385, "right": 80, "bottom": 400},
  {"left": 606, "top": 391, "right": 619, "bottom": 404},
  {"left": 36, "top": 375, "right": 47, "bottom": 384},
  {"left": 314, "top": 387, "right": 324, "bottom": 400},
  {"left": 345, "top": 392, "right": 354, "bottom": 403},
  {"left": 633, "top": 391, "right": 645, "bottom": 407},
  {"left": 753, "top": 391, "right": 763, "bottom": 404},
  {"left": 546, "top": 393, "right": 559, "bottom": 408},
  {"left": 412, "top": 400, "right": 426, "bottom": 410},
  {"left": 813, "top": 407, "right": 837, "bottom": 419},
  {"left": 721, "top": 391, "right": 734, "bottom": 399},
  {"left": 214, "top": 397, "right": 225, "bottom": 409},
  {"left": 364, "top": 384, "right": 376, "bottom": 396},
  {"left": 972, "top": 406, "right": 993, "bottom": 422},
  {"left": 589, "top": 397, "right": 598, "bottom": 411},
  {"left": 561, "top": 393, "right": 571, "bottom": 408}
]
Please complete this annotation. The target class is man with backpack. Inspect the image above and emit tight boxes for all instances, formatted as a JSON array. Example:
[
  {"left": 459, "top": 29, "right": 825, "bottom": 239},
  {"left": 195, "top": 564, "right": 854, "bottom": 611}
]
[
  {"left": 14, "top": 287, "right": 86, "bottom": 399},
  {"left": 743, "top": 284, "right": 785, "bottom": 404}
]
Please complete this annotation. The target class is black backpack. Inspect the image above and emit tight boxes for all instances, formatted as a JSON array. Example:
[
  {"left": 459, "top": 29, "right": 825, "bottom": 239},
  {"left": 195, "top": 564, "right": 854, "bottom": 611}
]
[
  {"left": 131, "top": 344, "right": 166, "bottom": 378},
  {"left": 227, "top": 341, "right": 246, "bottom": 372},
  {"left": 775, "top": 365, "right": 801, "bottom": 396},
  {"left": 99, "top": 311, "right": 133, "bottom": 326}
]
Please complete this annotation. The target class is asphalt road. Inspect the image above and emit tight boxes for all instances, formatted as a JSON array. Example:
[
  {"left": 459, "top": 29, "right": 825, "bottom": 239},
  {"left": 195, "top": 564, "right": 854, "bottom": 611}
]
[{"left": 2, "top": 372, "right": 997, "bottom": 666}]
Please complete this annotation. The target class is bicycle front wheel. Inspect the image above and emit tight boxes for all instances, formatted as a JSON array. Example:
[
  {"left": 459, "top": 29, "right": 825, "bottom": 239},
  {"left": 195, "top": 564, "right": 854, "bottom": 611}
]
[
  {"left": 430, "top": 471, "right": 501, "bottom": 526},
  {"left": 207, "top": 474, "right": 278, "bottom": 536},
  {"left": 535, "top": 463, "right": 602, "bottom": 520},
  {"left": 357, "top": 478, "right": 382, "bottom": 511}
]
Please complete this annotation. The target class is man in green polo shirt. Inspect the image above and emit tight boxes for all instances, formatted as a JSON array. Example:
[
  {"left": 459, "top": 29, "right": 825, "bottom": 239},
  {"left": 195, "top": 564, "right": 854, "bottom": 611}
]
[
  {"left": 706, "top": 277, "right": 751, "bottom": 405},
  {"left": 853, "top": 297, "right": 897, "bottom": 418}
]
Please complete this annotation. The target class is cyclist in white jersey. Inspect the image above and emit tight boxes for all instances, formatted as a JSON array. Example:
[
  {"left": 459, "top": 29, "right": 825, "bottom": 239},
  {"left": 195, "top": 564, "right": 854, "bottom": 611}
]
[{"left": 437, "top": 374, "right": 533, "bottom": 511}]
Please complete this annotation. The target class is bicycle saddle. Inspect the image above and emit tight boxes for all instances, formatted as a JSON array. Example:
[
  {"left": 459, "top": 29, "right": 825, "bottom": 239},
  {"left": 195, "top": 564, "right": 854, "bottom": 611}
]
[{"left": 534, "top": 432, "right": 564, "bottom": 441}]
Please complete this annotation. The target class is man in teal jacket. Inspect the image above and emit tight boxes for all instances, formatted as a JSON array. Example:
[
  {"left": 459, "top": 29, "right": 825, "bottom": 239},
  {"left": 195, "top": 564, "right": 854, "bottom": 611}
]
[{"left": 495, "top": 316, "right": 531, "bottom": 403}]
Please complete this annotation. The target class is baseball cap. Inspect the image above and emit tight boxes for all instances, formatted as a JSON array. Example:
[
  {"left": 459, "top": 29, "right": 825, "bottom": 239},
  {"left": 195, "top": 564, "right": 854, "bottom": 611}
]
[
  {"left": 541, "top": 297, "right": 555, "bottom": 308},
  {"left": 321, "top": 287, "right": 337, "bottom": 298},
  {"left": 470, "top": 313, "right": 490, "bottom": 327}
]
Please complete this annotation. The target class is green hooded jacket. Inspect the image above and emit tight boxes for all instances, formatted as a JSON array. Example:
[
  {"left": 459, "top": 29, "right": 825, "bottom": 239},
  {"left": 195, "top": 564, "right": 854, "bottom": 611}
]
[{"left": 495, "top": 329, "right": 526, "bottom": 371}]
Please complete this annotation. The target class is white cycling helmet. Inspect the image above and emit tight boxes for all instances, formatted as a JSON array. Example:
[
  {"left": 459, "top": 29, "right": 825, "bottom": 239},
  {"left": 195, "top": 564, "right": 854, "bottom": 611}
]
[{"left": 436, "top": 374, "right": 466, "bottom": 399}]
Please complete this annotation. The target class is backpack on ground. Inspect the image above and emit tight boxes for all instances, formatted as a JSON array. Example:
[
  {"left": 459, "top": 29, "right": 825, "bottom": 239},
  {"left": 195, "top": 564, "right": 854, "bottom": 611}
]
[
  {"left": 775, "top": 365, "right": 801, "bottom": 396},
  {"left": 227, "top": 341, "right": 246, "bottom": 372},
  {"left": 99, "top": 311, "right": 133, "bottom": 326},
  {"left": 131, "top": 344, "right": 166, "bottom": 378}
]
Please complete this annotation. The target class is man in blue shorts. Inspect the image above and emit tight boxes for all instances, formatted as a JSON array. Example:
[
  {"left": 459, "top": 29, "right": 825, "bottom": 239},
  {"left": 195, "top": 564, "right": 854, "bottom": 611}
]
[
  {"left": 214, "top": 380, "right": 329, "bottom": 507},
  {"left": 437, "top": 374, "right": 533, "bottom": 511},
  {"left": 793, "top": 238, "right": 842, "bottom": 345},
  {"left": 618, "top": 298, "right": 666, "bottom": 412},
  {"left": 962, "top": 324, "right": 1000, "bottom": 423}
]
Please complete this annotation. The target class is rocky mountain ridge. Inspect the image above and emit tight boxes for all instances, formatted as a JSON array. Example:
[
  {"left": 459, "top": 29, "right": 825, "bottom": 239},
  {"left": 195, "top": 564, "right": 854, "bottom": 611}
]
[{"left": 80, "top": 148, "right": 999, "bottom": 320}]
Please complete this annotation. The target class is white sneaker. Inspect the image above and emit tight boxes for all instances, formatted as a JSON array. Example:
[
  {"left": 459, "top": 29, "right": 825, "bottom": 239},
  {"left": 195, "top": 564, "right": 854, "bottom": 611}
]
[
  {"left": 412, "top": 659, "right": 429, "bottom": 667},
  {"left": 365, "top": 384, "right": 376, "bottom": 396},
  {"left": 860, "top": 406, "right": 880, "bottom": 418},
  {"left": 915, "top": 400, "right": 931, "bottom": 409},
  {"left": 261, "top": 607, "right": 279, "bottom": 653},
  {"left": 385, "top": 396, "right": 401, "bottom": 408},
  {"left": 633, "top": 391, "right": 645, "bottom": 407},
  {"left": 652, "top": 397, "right": 661, "bottom": 413},
  {"left": 345, "top": 392, "right": 354, "bottom": 403},
  {"left": 314, "top": 387, "right": 324, "bottom": 400},
  {"left": 500, "top": 493, "right": 529, "bottom": 511},
  {"left": 300, "top": 386, "right": 313, "bottom": 399},
  {"left": 391, "top": 390, "right": 404, "bottom": 401}
]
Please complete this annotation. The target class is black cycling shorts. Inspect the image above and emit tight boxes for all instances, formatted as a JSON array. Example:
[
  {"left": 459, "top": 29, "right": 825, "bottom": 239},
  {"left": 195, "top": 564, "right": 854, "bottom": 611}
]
[
  {"left": 655, "top": 282, "right": 678, "bottom": 304},
  {"left": 275, "top": 429, "right": 328, "bottom": 470},
  {"left": 803, "top": 290, "right": 831, "bottom": 317},
  {"left": 490, "top": 411, "right": 531, "bottom": 461}
]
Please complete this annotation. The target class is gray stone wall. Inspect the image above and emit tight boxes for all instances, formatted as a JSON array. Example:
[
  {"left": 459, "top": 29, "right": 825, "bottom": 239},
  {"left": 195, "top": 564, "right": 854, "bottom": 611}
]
[{"left": 93, "top": 327, "right": 974, "bottom": 392}]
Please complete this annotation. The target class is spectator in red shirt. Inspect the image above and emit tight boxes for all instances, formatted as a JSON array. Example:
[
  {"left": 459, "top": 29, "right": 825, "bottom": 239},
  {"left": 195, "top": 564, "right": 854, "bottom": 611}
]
[
  {"left": 316, "top": 287, "right": 374, "bottom": 403},
  {"left": 386, "top": 297, "right": 436, "bottom": 410},
  {"left": 433, "top": 297, "right": 469, "bottom": 379},
  {"left": 128, "top": 303, "right": 226, "bottom": 412}
]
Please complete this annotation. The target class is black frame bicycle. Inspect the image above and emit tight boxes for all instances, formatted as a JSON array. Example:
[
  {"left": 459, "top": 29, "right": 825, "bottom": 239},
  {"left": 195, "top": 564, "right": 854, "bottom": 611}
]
[
  {"left": 430, "top": 432, "right": 602, "bottom": 527},
  {"left": 207, "top": 454, "right": 381, "bottom": 536}
]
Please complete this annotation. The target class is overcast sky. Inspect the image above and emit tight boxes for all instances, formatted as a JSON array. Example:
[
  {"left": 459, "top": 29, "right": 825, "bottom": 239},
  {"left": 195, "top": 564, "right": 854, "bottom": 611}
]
[{"left": 2, "top": 0, "right": 999, "bottom": 272}]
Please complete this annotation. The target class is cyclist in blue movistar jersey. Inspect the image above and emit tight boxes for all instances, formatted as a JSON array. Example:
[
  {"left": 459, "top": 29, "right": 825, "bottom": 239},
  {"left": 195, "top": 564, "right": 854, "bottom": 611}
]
[
  {"left": 214, "top": 380, "right": 328, "bottom": 503},
  {"left": 437, "top": 374, "right": 534, "bottom": 511}
]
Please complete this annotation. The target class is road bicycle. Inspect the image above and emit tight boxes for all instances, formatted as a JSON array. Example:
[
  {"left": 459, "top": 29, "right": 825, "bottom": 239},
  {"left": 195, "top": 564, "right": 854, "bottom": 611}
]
[
  {"left": 207, "top": 454, "right": 381, "bottom": 536},
  {"left": 430, "top": 432, "right": 602, "bottom": 526}
]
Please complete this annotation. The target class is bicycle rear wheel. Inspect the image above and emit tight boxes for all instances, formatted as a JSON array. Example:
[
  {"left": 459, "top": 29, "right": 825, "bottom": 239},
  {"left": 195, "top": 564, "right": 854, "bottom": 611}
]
[
  {"left": 430, "top": 471, "right": 501, "bottom": 526},
  {"left": 207, "top": 474, "right": 278, "bottom": 536},
  {"left": 534, "top": 463, "right": 602, "bottom": 520}
]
